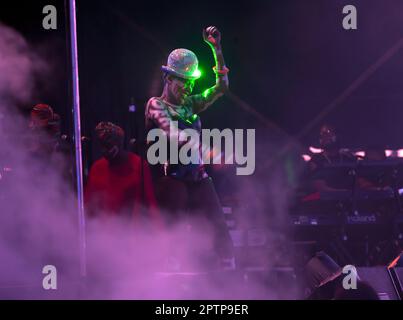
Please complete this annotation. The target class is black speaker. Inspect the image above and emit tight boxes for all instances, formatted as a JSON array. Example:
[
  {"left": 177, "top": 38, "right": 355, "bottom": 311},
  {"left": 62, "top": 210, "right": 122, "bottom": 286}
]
[
  {"left": 393, "top": 267, "right": 403, "bottom": 300},
  {"left": 386, "top": 252, "right": 403, "bottom": 300},
  {"left": 356, "top": 267, "right": 399, "bottom": 300},
  {"left": 303, "top": 252, "right": 402, "bottom": 300},
  {"left": 389, "top": 267, "right": 403, "bottom": 300}
]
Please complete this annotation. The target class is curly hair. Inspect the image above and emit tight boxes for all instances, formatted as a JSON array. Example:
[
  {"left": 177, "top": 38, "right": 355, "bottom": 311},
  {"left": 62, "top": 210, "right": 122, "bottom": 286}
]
[{"left": 95, "top": 121, "right": 124, "bottom": 145}]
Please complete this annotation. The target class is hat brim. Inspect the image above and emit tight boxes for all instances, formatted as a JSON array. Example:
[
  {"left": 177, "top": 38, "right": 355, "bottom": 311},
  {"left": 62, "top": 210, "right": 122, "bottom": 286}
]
[{"left": 161, "top": 66, "right": 201, "bottom": 80}]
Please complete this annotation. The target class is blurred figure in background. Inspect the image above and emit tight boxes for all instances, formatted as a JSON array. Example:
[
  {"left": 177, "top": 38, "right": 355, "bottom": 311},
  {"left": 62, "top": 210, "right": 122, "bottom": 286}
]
[
  {"left": 25, "top": 103, "right": 74, "bottom": 186},
  {"left": 85, "top": 122, "right": 162, "bottom": 230},
  {"left": 308, "top": 124, "right": 357, "bottom": 193},
  {"left": 28, "top": 103, "right": 62, "bottom": 159}
]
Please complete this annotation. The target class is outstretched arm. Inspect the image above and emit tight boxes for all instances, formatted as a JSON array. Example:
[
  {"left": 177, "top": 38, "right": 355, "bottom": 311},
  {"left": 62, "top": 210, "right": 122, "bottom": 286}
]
[{"left": 191, "top": 26, "right": 229, "bottom": 114}]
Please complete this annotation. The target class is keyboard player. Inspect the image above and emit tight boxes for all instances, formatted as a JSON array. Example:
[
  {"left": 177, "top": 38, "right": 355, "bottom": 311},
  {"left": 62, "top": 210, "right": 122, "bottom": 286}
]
[{"left": 305, "top": 124, "right": 358, "bottom": 199}]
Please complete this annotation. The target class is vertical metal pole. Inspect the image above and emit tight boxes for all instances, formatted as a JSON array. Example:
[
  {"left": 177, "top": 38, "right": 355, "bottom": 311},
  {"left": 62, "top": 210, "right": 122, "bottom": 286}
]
[{"left": 69, "top": 0, "right": 86, "bottom": 277}]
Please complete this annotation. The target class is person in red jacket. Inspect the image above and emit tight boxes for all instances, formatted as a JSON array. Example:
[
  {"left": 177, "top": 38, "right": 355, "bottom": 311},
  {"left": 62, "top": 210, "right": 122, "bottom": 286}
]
[{"left": 85, "top": 122, "right": 161, "bottom": 230}]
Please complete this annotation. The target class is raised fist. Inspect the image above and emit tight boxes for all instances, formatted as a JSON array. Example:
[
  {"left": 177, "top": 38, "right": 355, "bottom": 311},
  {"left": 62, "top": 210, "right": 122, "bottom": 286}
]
[{"left": 203, "top": 26, "right": 221, "bottom": 48}]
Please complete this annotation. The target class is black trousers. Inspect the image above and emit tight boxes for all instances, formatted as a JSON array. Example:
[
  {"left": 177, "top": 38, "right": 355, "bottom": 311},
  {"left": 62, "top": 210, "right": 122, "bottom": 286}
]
[{"left": 156, "top": 176, "right": 234, "bottom": 259}]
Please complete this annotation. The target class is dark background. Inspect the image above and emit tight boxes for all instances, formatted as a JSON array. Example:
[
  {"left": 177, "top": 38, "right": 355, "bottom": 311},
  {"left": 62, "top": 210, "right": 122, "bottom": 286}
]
[{"left": 2, "top": 0, "right": 403, "bottom": 186}]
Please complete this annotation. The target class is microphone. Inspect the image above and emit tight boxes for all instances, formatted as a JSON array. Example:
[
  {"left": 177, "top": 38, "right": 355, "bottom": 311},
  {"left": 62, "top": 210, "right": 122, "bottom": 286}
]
[
  {"left": 128, "top": 97, "right": 136, "bottom": 113},
  {"left": 61, "top": 135, "right": 91, "bottom": 143},
  {"left": 129, "top": 138, "right": 137, "bottom": 146}
]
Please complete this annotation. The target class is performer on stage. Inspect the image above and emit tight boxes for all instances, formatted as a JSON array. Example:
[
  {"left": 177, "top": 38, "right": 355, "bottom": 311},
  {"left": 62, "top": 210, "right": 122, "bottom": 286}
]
[
  {"left": 85, "top": 122, "right": 162, "bottom": 230},
  {"left": 145, "top": 26, "right": 234, "bottom": 268}
]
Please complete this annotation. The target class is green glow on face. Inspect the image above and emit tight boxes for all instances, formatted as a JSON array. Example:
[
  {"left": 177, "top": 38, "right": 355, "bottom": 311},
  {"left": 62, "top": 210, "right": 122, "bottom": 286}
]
[{"left": 192, "top": 69, "right": 202, "bottom": 78}]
